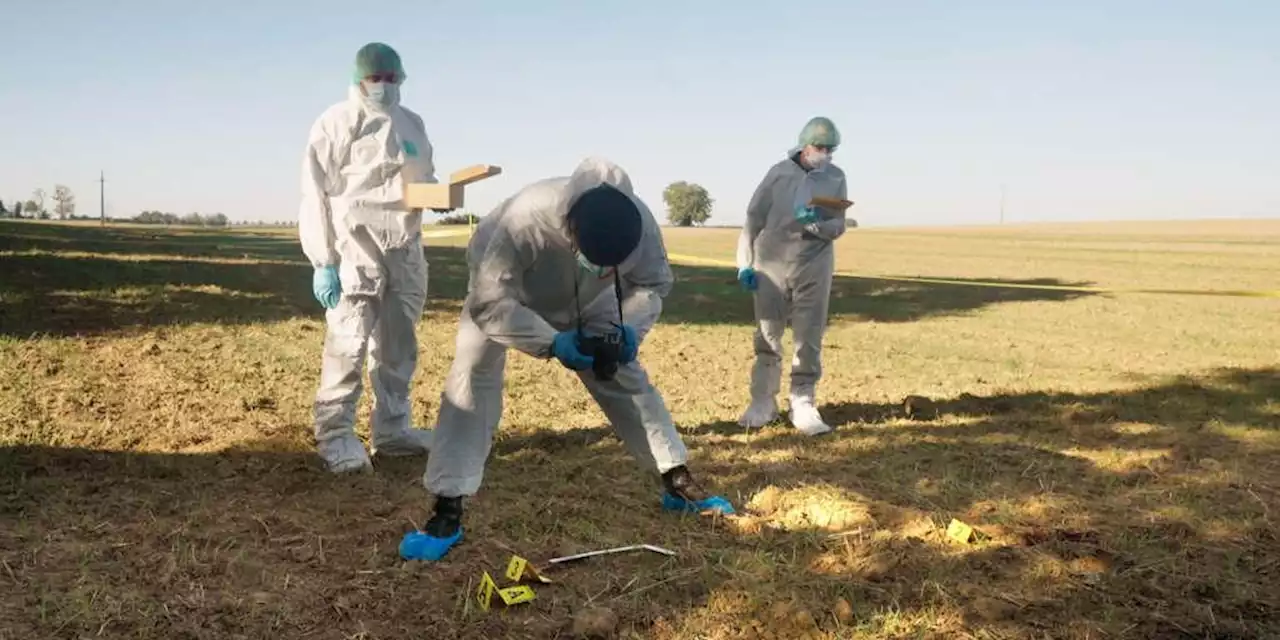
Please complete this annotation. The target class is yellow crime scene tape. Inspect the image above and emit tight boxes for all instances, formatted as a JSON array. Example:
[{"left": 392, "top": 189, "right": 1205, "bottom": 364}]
[{"left": 421, "top": 225, "right": 1279, "bottom": 299}]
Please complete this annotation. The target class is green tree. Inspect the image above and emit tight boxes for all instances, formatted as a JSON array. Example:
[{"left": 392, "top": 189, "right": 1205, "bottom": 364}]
[
  {"left": 662, "top": 181, "right": 713, "bottom": 227},
  {"left": 23, "top": 200, "right": 38, "bottom": 217}
]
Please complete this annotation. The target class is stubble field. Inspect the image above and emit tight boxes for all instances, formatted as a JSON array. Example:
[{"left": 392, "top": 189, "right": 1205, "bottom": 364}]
[{"left": 1, "top": 218, "right": 1278, "bottom": 639}]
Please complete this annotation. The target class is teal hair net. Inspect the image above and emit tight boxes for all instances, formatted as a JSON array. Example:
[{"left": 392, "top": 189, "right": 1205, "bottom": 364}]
[
  {"left": 798, "top": 117, "right": 840, "bottom": 148},
  {"left": 352, "top": 42, "right": 406, "bottom": 84}
]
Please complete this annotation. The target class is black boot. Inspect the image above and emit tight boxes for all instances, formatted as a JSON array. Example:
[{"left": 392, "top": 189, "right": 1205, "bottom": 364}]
[
  {"left": 424, "top": 495, "right": 464, "bottom": 538},
  {"left": 399, "top": 495, "right": 464, "bottom": 561},
  {"left": 663, "top": 465, "right": 710, "bottom": 502},
  {"left": 661, "top": 465, "right": 736, "bottom": 515}
]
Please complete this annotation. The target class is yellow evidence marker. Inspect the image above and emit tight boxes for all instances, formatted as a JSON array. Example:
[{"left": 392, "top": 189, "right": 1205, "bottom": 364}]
[
  {"left": 404, "top": 164, "right": 503, "bottom": 212},
  {"left": 476, "top": 571, "right": 498, "bottom": 612},
  {"left": 497, "top": 585, "right": 537, "bottom": 606},
  {"left": 946, "top": 518, "right": 976, "bottom": 544},
  {"left": 505, "top": 555, "right": 553, "bottom": 584}
]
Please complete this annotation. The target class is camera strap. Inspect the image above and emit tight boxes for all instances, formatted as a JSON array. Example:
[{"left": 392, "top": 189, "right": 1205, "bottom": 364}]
[{"left": 573, "top": 268, "right": 626, "bottom": 337}]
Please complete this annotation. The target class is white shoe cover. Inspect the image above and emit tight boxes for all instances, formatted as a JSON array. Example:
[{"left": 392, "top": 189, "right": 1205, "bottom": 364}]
[
  {"left": 738, "top": 398, "right": 780, "bottom": 428},
  {"left": 318, "top": 432, "right": 373, "bottom": 473},
  {"left": 371, "top": 427, "right": 434, "bottom": 458},
  {"left": 789, "top": 395, "right": 832, "bottom": 436}
]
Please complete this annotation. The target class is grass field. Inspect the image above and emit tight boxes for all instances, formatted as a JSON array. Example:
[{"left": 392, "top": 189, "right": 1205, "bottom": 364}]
[{"left": 2, "top": 218, "right": 1278, "bottom": 639}]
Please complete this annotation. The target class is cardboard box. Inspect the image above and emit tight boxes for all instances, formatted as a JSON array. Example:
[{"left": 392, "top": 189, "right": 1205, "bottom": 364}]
[
  {"left": 809, "top": 196, "right": 855, "bottom": 211},
  {"left": 404, "top": 164, "right": 503, "bottom": 211}
]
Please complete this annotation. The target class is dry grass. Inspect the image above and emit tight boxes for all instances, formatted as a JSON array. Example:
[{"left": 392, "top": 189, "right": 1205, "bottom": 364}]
[{"left": 2, "top": 218, "right": 1279, "bottom": 639}]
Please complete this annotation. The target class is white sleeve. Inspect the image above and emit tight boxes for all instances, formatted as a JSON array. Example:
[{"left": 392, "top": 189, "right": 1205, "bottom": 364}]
[
  {"left": 298, "top": 116, "right": 341, "bottom": 268},
  {"left": 468, "top": 224, "right": 560, "bottom": 358},
  {"left": 406, "top": 110, "right": 438, "bottom": 185},
  {"left": 618, "top": 215, "right": 673, "bottom": 344},
  {"left": 736, "top": 170, "right": 773, "bottom": 270}
]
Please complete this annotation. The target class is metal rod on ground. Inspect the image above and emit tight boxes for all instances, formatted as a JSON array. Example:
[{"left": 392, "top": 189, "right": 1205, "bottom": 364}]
[{"left": 547, "top": 544, "right": 677, "bottom": 565}]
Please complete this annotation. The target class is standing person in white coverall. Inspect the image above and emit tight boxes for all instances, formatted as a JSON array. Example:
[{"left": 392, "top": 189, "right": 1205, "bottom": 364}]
[
  {"left": 298, "top": 42, "right": 439, "bottom": 473},
  {"left": 736, "top": 117, "right": 850, "bottom": 436},
  {"left": 398, "top": 158, "right": 736, "bottom": 562}
]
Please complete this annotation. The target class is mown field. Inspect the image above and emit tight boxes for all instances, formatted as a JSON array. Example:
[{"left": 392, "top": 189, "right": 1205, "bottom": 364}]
[{"left": 1, "top": 218, "right": 1278, "bottom": 639}]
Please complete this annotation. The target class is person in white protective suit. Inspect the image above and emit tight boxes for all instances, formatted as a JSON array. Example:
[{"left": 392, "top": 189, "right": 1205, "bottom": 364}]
[
  {"left": 398, "top": 158, "right": 736, "bottom": 562},
  {"left": 735, "top": 116, "right": 850, "bottom": 436},
  {"left": 298, "top": 42, "right": 440, "bottom": 473}
]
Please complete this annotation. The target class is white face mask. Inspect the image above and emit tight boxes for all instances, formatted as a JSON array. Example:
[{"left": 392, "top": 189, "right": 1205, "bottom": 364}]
[
  {"left": 362, "top": 81, "right": 400, "bottom": 108},
  {"left": 804, "top": 149, "right": 831, "bottom": 170}
]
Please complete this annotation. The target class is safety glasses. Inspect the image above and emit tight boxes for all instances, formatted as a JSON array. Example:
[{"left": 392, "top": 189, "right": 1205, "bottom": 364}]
[{"left": 363, "top": 73, "right": 400, "bottom": 84}]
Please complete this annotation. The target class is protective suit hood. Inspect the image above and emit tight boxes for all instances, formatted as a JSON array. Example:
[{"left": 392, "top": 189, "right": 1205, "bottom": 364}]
[
  {"left": 534, "top": 157, "right": 636, "bottom": 231},
  {"left": 568, "top": 156, "right": 635, "bottom": 195}
]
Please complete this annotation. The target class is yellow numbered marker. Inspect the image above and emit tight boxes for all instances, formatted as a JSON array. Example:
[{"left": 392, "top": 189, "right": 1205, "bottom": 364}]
[
  {"left": 946, "top": 518, "right": 975, "bottom": 544},
  {"left": 498, "top": 585, "right": 537, "bottom": 606},
  {"left": 476, "top": 571, "right": 498, "bottom": 612},
  {"left": 505, "top": 554, "right": 553, "bottom": 584},
  {"left": 505, "top": 555, "right": 528, "bottom": 582}
]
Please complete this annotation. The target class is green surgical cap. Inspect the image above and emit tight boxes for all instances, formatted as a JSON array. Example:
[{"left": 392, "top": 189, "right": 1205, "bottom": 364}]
[
  {"left": 798, "top": 117, "right": 840, "bottom": 148},
  {"left": 352, "top": 42, "right": 405, "bottom": 84}
]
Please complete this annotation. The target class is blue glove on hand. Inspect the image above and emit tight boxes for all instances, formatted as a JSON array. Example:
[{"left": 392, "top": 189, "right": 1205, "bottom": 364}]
[
  {"left": 794, "top": 206, "right": 819, "bottom": 224},
  {"left": 551, "top": 331, "right": 595, "bottom": 370},
  {"left": 617, "top": 324, "right": 638, "bottom": 364},
  {"left": 312, "top": 266, "right": 341, "bottom": 309},
  {"left": 737, "top": 267, "right": 758, "bottom": 292}
]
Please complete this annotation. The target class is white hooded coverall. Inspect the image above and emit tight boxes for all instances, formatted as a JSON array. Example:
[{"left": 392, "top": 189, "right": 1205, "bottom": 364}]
[
  {"left": 736, "top": 154, "right": 849, "bottom": 423},
  {"left": 424, "top": 158, "right": 689, "bottom": 498},
  {"left": 298, "top": 85, "right": 438, "bottom": 470}
]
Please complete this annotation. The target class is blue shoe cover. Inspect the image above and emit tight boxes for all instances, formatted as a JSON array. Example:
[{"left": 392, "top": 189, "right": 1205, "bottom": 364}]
[
  {"left": 662, "top": 493, "right": 736, "bottom": 515},
  {"left": 399, "top": 528, "right": 463, "bottom": 561}
]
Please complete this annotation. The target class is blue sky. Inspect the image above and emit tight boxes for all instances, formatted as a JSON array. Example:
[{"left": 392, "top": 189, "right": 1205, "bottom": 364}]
[{"left": 2, "top": 0, "right": 1277, "bottom": 227}]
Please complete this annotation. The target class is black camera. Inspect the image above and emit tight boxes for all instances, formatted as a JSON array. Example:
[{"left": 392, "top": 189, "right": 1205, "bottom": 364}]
[{"left": 576, "top": 331, "right": 623, "bottom": 381}]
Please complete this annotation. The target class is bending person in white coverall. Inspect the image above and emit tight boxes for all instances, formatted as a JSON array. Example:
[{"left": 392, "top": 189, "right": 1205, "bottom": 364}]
[
  {"left": 736, "top": 117, "right": 850, "bottom": 436},
  {"left": 399, "top": 158, "right": 736, "bottom": 562},
  {"left": 298, "top": 42, "right": 438, "bottom": 473}
]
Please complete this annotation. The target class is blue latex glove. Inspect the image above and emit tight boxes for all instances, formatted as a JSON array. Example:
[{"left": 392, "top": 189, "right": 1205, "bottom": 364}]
[
  {"left": 312, "top": 266, "right": 341, "bottom": 309},
  {"left": 794, "top": 206, "right": 819, "bottom": 224},
  {"left": 551, "top": 331, "right": 594, "bottom": 370},
  {"left": 617, "top": 324, "right": 638, "bottom": 364},
  {"left": 737, "top": 267, "right": 758, "bottom": 292}
]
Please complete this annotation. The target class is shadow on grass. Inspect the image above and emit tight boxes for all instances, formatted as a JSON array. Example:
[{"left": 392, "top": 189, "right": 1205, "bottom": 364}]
[
  {"left": 1, "top": 221, "right": 1098, "bottom": 338},
  {"left": 667, "top": 264, "right": 1099, "bottom": 325},
  {"left": 0, "top": 222, "right": 471, "bottom": 338},
  {"left": 2, "top": 367, "right": 1277, "bottom": 637},
  {"left": 495, "top": 366, "right": 1280, "bottom": 638}
]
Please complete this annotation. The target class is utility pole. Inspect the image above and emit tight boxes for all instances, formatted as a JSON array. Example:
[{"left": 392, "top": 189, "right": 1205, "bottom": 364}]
[
  {"left": 999, "top": 184, "right": 1007, "bottom": 224},
  {"left": 99, "top": 171, "right": 106, "bottom": 226}
]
